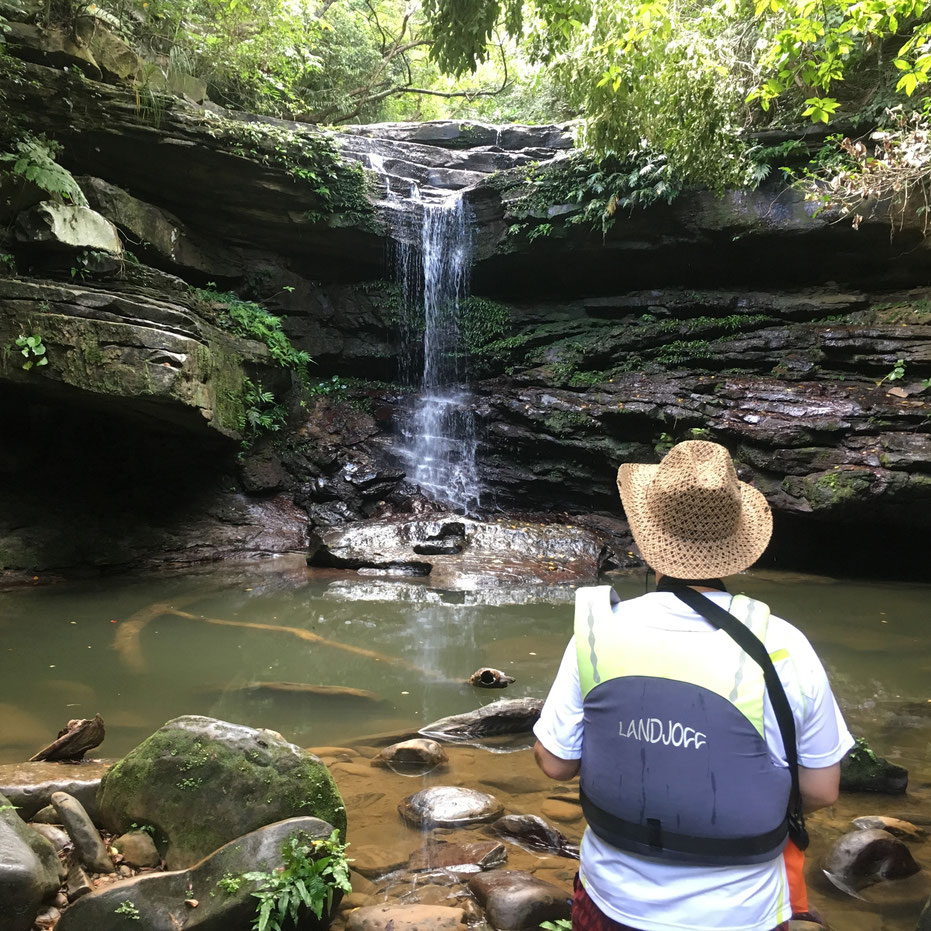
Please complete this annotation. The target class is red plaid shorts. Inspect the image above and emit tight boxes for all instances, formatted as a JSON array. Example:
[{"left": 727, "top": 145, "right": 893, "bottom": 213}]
[{"left": 572, "top": 874, "right": 790, "bottom": 931}]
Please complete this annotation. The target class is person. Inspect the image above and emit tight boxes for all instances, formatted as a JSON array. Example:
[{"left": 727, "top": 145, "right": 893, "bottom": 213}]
[{"left": 532, "top": 440, "right": 854, "bottom": 931}]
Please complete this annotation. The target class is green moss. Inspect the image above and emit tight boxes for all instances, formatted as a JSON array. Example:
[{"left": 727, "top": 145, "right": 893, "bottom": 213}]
[{"left": 543, "top": 410, "right": 595, "bottom": 435}]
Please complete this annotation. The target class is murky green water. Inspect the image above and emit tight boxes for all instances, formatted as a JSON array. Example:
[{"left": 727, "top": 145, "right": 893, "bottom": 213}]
[{"left": 1, "top": 558, "right": 929, "bottom": 927}]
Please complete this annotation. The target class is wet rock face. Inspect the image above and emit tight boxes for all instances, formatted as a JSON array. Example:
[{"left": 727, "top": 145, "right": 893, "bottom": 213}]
[
  {"left": 0, "top": 761, "right": 110, "bottom": 821},
  {"left": 96, "top": 716, "right": 347, "bottom": 869},
  {"left": 372, "top": 739, "right": 448, "bottom": 773}
]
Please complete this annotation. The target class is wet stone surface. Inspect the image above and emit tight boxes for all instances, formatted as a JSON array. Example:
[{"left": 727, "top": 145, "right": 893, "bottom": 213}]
[{"left": 398, "top": 786, "right": 504, "bottom": 829}]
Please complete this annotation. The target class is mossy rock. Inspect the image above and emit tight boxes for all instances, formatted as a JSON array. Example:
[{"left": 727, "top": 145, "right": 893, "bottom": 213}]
[
  {"left": 840, "top": 737, "right": 908, "bottom": 794},
  {"left": 96, "top": 716, "right": 346, "bottom": 869}
]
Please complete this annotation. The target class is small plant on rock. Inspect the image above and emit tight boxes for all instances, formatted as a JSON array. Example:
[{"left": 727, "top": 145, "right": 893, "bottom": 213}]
[
  {"left": 244, "top": 829, "right": 351, "bottom": 931},
  {"left": 12, "top": 334, "right": 48, "bottom": 370},
  {"left": 114, "top": 900, "right": 141, "bottom": 920}
]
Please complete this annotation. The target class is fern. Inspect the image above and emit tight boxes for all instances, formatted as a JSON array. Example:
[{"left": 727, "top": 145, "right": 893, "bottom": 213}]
[{"left": 0, "top": 135, "right": 87, "bottom": 205}]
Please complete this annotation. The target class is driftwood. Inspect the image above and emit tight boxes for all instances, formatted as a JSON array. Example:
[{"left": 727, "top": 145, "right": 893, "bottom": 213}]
[
  {"left": 167, "top": 608, "right": 433, "bottom": 676},
  {"left": 29, "top": 714, "right": 105, "bottom": 762}
]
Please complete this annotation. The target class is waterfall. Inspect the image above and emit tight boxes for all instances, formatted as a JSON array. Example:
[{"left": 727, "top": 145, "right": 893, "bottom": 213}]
[{"left": 392, "top": 189, "right": 480, "bottom": 514}]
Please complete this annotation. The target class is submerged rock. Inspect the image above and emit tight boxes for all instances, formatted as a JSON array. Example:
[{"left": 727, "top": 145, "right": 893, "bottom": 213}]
[
  {"left": 346, "top": 904, "right": 467, "bottom": 931},
  {"left": 408, "top": 840, "right": 507, "bottom": 873},
  {"left": 489, "top": 814, "right": 580, "bottom": 859},
  {"left": 420, "top": 697, "right": 544, "bottom": 742},
  {"left": 822, "top": 828, "right": 921, "bottom": 896},
  {"left": 96, "top": 715, "right": 346, "bottom": 869},
  {"left": 399, "top": 787, "right": 503, "bottom": 828},
  {"left": 55, "top": 817, "right": 338, "bottom": 931}
]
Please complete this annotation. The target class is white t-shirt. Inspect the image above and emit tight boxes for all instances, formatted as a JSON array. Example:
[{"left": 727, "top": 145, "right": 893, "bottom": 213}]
[{"left": 533, "top": 590, "right": 854, "bottom": 931}]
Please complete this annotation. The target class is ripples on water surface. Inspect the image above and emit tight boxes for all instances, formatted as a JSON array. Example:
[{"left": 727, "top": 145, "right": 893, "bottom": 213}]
[{"left": 1, "top": 558, "right": 928, "bottom": 928}]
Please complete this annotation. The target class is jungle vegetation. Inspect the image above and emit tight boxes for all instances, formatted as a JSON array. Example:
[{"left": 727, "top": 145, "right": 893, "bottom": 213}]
[{"left": 3, "top": 0, "right": 931, "bottom": 211}]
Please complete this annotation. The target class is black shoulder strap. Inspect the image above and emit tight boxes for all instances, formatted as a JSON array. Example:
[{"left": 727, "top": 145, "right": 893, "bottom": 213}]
[{"left": 658, "top": 580, "right": 809, "bottom": 850}]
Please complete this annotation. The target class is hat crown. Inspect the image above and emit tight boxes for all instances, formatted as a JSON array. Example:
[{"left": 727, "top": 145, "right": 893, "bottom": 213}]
[{"left": 646, "top": 442, "right": 741, "bottom": 542}]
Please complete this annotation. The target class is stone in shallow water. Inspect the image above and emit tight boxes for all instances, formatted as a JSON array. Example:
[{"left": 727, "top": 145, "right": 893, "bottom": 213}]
[
  {"left": 467, "top": 869, "right": 571, "bottom": 931},
  {"left": 840, "top": 738, "right": 908, "bottom": 794},
  {"left": 399, "top": 786, "right": 503, "bottom": 828},
  {"left": 346, "top": 904, "right": 466, "bottom": 931},
  {"left": 489, "top": 814, "right": 579, "bottom": 858},
  {"left": 850, "top": 815, "right": 924, "bottom": 839},
  {"left": 419, "top": 697, "right": 543, "bottom": 742},
  {"left": 372, "top": 738, "right": 448, "bottom": 772},
  {"left": 822, "top": 828, "right": 921, "bottom": 895}
]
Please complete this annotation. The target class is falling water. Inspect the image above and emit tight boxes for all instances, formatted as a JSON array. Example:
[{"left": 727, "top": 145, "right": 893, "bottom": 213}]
[{"left": 392, "top": 188, "right": 481, "bottom": 513}]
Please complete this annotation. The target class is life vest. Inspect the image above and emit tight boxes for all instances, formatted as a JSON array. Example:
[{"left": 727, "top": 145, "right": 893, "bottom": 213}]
[{"left": 575, "top": 586, "right": 791, "bottom": 866}]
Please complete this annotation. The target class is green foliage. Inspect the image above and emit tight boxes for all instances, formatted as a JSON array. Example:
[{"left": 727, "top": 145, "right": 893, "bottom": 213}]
[
  {"left": 539, "top": 920, "right": 572, "bottom": 930},
  {"left": 243, "top": 829, "right": 351, "bottom": 931},
  {"left": 0, "top": 134, "right": 87, "bottom": 205},
  {"left": 202, "top": 119, "right": 375, "bottom": 229},
  {"left": 240, "top": 379, "right": 287, "bottom": 440},
  {"left": 505, "top": 150, "right": 681, "bottom": 237},
  {"left": 0, "top": 253, "right": 15, "bottom": 274},
  {"left": 195, "top": 284, "right": 311, "bottom": 373},
  {"left": 216, "top": 872, "right": 245, "bottom": 895},
  {"left": 459, "top": 296, "right": 511, "bottom": 352},
  {"left": 877, "top": 358, "right": 907, "bottom": 386},
  {"left": 114, "top": 901, "right": 141, "bottom": 920},
  {"left": 11, "top": 334, "right": 49, "bottom": 371}
]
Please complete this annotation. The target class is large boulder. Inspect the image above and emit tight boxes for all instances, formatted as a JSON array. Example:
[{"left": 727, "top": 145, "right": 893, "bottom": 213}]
[
  {"left": 56, "top": 816, "right": 338, "bottom": 931},
  {"left": 0, "top": 790, "right": 65, "bottom": 931},
  {"left": 15, "top": 203, "right": 122, "bottom": 254},
  {"left": 95, "top": 716, "right": 347, "bottom": 869}
]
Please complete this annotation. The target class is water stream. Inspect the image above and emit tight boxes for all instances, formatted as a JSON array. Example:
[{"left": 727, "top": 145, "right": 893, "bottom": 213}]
[
  {"left": 374, "top": 163, "right": 481, "bottom": 513},
  {"left": 1, "top": 562, "right": 929, "bottom": 928}
]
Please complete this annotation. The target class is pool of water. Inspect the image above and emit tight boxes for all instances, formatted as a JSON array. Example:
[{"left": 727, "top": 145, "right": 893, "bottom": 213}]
[{"left": 1, "top": 558, "right": 929, "bottom": 927}]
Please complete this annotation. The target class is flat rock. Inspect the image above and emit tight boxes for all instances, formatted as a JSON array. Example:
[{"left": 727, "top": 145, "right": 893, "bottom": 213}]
[
  {"left": 56, "top": 816, "right": 337, "bottom": 931},
  {"left": 346, "top": 904, "right": 467, "bottom": 931},
  {"left": 399, "top": 787, "right": 503, "bottom": 829},
  {"left": 96, "top": 715, "right": 346, "bottom": 869},
  {"left": 468, "top": 869, "right": 571, "bottom": 930},
  {"left": 540, "top": 798, "right": 583, "bottom": 823},
  {"left": 0, "top": 760, "right": 110, "bottom": 820},
  {"left": 490, "top": 814, "right": 579, "bottom": 858}
]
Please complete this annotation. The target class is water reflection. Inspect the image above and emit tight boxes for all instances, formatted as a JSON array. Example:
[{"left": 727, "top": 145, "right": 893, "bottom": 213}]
[{"left": 1, "top": 560, "right": 929, "bottom": 928}]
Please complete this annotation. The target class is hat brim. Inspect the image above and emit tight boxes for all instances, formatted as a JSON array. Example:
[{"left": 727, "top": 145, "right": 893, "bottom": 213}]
[{"left": 617, "top": 462, "right": 772, "bottom": 578}]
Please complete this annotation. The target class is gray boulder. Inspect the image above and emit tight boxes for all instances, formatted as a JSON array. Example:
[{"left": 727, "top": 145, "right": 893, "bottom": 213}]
[
  {"left": 15, "top": 203, "right": 122, "bottom": 254},
  {"left": 56, "top": 817, "right": 337, "bottom": 931},
  {"left": 398, "top": 787, "right": 503, "bottom": 828},
  {"left": 50, "top": 792, "right": 114, "bottom": 874},
  {"left": 0, "top": 790, "right": 65, "bottom": 931},
  {"left": 96, "top": 716, "right": 346, "bottom": 869}
]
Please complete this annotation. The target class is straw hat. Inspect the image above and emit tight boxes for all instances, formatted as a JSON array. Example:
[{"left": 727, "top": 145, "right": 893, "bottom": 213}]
[{"left": 617, "top": 440, "right": 772, "bottom": 578}]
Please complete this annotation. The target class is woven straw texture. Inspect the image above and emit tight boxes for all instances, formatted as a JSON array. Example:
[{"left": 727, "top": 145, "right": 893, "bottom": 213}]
[{"left": 617, "top": 441, "right": 772, "bottom": 578}]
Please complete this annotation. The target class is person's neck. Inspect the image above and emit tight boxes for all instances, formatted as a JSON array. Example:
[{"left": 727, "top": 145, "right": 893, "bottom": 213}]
[{"left": 655, "top": 573, "right": 727, "bottom": 593}]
